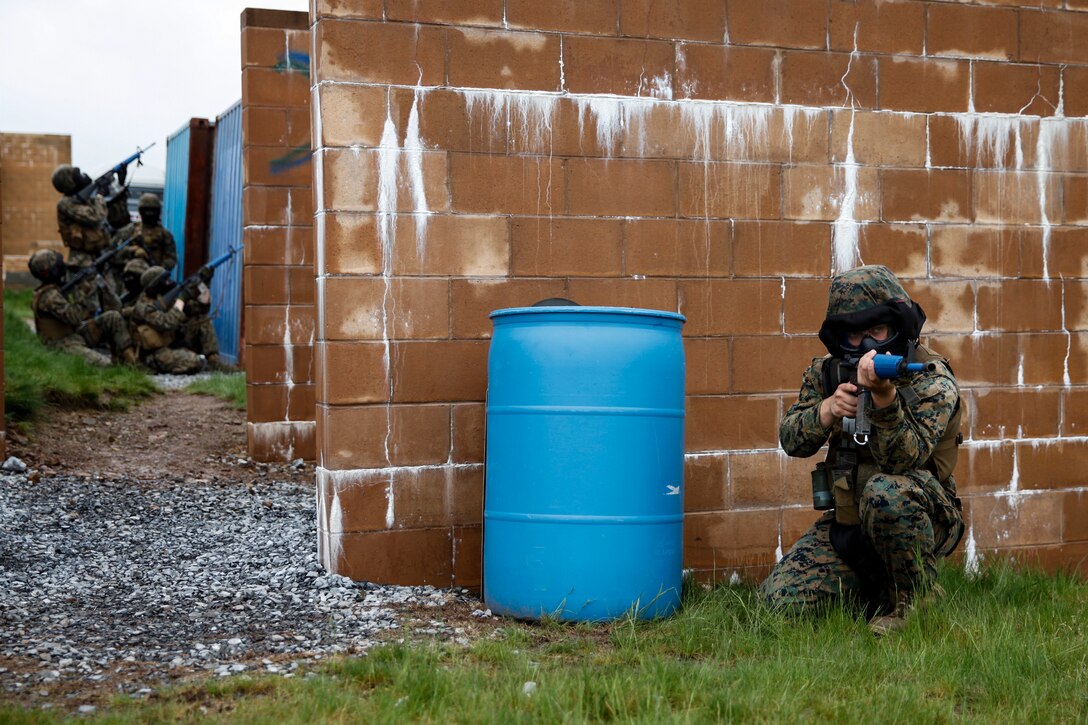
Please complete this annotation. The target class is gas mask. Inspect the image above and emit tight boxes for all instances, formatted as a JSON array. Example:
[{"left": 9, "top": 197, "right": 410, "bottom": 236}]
[{"left": 139, "top": 208, "right": 161, "bottom": 227}]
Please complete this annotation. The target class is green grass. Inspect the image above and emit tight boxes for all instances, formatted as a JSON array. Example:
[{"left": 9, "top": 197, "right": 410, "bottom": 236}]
[
  {"left": 186, "top": 371, "right": 246, "bottom": 410},
  {"left": 3, "top": 290, "right": 156, "bottom": 423},
  {"left": 8, "top": 562, "right": 1086, "bottom": 723}
]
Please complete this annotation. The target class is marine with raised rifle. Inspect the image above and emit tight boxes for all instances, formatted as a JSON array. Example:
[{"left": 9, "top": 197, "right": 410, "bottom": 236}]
[
  {"left": 52, "top": 144, "right": 154, "bottom": 273},
  {"left": 26, "top": 249, "right": 137, "bottom": 367},
  {"left": 761, "top": 265, "right": 965, "bottom": 636},
  {"left": 129, "top": 247, "right": 239, "bottom": 373}
]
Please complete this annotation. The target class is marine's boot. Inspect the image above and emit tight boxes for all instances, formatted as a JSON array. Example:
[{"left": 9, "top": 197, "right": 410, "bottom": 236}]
[
  {"left": 121, "top": 346, "right": 139, "bottom": 366},
  {"left": 206, "top": 354, "right": 235, "bottom": 372},
  {"left": 868, "top": 594, "right": 911, "bottom": 636},
  {"left": 868, "top": 583, "right": 945, "bottom": 636}
]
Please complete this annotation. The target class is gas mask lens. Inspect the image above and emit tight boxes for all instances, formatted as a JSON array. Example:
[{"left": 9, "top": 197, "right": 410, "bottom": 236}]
[{"left": 841, "top": 323, "right": 897, "bottom": 353}]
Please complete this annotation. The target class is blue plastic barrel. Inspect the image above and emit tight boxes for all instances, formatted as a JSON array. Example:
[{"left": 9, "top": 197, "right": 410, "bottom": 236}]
[{"left": 483, "top": 306, "right": 686, "bottom": 621}]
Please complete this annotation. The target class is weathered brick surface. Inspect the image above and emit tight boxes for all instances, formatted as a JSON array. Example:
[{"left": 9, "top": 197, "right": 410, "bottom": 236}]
[
  {"left": 301, "top": 7, "right": 1088, "bottom": 585},
  {"left": 828, "top": 0, "right": 924, "bottom": 55},
  {"left": 779, "top": 52, "right": 877, "bottom": 109},
  {"left": 241, "top": 11, "right": 315, "bottom": 463},
  {"left": 927, "top": 4, "right": 1019, "bottom": 61},
  {"left": 448, "top": 28, "right": 562, "bottom": 92},
  {"left": 878, "top": 57, "right": 971, "bottom": 113},
  {"left": 0, "top": 134, "right": 71, "bottom": 272}
]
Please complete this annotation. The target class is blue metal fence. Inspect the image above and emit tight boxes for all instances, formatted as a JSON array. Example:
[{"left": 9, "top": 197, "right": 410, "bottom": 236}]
[
  {"left": 163, "top": 123, "right": 191, "bottom": 282},
  {"left": 206, "top": 101, "right": 244, "bottom": 364}
]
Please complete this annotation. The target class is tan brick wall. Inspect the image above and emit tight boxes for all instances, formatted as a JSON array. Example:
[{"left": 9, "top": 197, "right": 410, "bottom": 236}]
[
  {"left": 241, "top": 8, "right": 316, "bottom": 462},
  {"left": 303, "top": 2, "right": 1088, "bottom": 586},
  {"left": 0, "top": 133, "right": 71, "bottom": 276}
]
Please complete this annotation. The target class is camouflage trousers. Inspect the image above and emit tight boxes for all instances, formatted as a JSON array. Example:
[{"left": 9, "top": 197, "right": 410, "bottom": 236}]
[
  {"left": 44, "top": 310, "right": 132, "bottom": 367},
  {"left": 761, "top": 470, "right": 963, "bottom": 615},
  {"left": 144, "top": 347, "right": 205, "bottom": 374},
  {"left": 179, "top": 317, "right": 219, "bottom": 357}
]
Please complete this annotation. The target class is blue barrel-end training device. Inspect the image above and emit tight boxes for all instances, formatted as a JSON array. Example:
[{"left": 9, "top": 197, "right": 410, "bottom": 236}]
[
  {"left": 483, "top": 305, "right": 686, "bottom": 621},
  {"left": 872, "top": 354, "right": 936, "bottom": 380}
]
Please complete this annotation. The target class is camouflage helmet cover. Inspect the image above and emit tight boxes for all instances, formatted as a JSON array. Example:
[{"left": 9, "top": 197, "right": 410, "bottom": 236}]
[
  {"left": 138, "top": 193, "right": 162, "bottom": 210},
  {"left": 28, "top": 249, "right": 64, "bottom": 279},
  {"left": 817, "top": 265, "right": 926, "bottom": 357},
  {"left": 141, "top": 265, "right": 167, "bottom": 290},
  {"left": 51, "top": 165, "right": 80, "bottom": 195},
  {"left": 124, "top": 258, "right": 150, "bottom": 278}
]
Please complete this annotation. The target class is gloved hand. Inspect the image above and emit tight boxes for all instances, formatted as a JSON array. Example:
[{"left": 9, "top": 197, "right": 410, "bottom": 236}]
[
  {"left": 198, "top": 265, "right": 214, "bottom": 283},
  {"left": 117, "top": 165, "right": 127, "bottom": 186}
]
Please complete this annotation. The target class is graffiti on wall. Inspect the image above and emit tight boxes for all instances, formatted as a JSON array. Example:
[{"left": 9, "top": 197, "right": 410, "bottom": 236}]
[
  {"left": 275, "top": 51, "right": 309, "bottom": 75},
  {"left": 270, "top": 144, "right": 311, "bottom": 175}
]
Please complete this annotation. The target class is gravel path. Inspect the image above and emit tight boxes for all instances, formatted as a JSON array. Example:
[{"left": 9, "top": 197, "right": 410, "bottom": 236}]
[
  {"left": 149, "top": 372, "right": 214, "bottom": 391},
  {"left": 0, "top": 469, "right": 484, "bottom": 711}
]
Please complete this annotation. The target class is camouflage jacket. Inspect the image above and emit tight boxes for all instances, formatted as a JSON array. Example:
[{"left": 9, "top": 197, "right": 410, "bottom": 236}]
[
  {"left": 131, "top": 293, "right": 186, "bottom": 333},
  {"left": 33, "top": 284, "right": 87, "bottom": 339},
  {"left": 780, "top": 355, "right": 959, "bottom": 477},
  {"left": 57, "top": 195, "right": 110, "bottom": 253},
  {"left": 134, "top": 222, "right": 180, "bottom": 269}
]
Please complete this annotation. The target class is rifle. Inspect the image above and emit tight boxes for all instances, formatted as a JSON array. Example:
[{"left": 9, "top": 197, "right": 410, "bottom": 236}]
[
  {"left": 75, "top": 143, "right": 157, "bottom": 203},
  {"left": 154, "top": 245, "right": 242, "bottom": 311},
  {"left": 824, "top": 353, "right": 937, "bottom": 446},
  {"left": 58, "top": 237, "right": 134, "bottom": 297}
]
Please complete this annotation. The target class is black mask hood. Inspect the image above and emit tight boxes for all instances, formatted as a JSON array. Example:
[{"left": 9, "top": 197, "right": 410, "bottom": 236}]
[{"left": 818, "top": 297, "right": 926, "bottom": 358}]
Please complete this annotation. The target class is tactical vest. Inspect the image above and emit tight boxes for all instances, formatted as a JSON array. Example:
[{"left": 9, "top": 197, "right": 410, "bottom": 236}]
[
  {"left": 135, "top": 324, "right": 174, "bottom": 351},
  {"left": 134, "top": 294, "right": 177, "bottom": 351},
  {"left": 57, "top": 199, "right": 110, "bottom": 253},
  {"left": 821, "top": 343, "right": 964, "bottom": 489},
  {"left": 32, "top": 286, "right": 76, "bottom": 341}
]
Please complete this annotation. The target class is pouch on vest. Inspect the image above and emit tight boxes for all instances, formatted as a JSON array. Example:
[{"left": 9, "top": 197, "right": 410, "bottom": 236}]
[
  {"left": 136, "top": 324, "right": 172, "bottom": 351},
  {"left": 32, "top": 289, "right": 75, "bottom": 341}
]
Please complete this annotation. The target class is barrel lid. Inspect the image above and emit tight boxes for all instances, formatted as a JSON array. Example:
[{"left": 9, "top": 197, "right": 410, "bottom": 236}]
[{"left": 490, "top": 306, "right": 685, "bottom": 323}]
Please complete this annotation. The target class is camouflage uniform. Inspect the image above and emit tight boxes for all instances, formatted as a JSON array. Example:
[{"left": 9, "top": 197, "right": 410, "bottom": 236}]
[
  {"left": 115, "top": 194, "right": 177, "bottom": 271},
  {"left": 179, "top": 296, "right": 220, "bottom": 359},
  {"left": 130, "top": 267, "right": 205, "bottom": 374},
  {"left": 761, "top": 266, "right": 964, "bottom": 618},
  {"left": 52, "top": 165, "right": 128, "bottom": 267},
  {"left": 30, "top": 252, "right": 134, "bottom": 367},
  {"left": 135, "top": 223, "right": 177, "bottom": 272},
  {"left": 57, "top": 195, "right": 112, "bottom": 265}
]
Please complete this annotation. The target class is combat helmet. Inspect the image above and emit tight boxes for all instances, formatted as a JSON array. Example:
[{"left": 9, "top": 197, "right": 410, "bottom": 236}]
[
  {"left": 28, "top": 249, "right": 66, "bottom": 282},
  {"left": 817, "top": 265, "right": 926, "bottom": 358},
  {"left": 141, "top": 266, "right": 167, "bottom": 290},
  {"left": 124, "top": 258, "right": 150, "bottom": 279},
  {"left": 51, "top": 165, "right": 80, "bottom": 195},
  {"left": 138, "top": 193, "right": 162, "bottom": 210}
]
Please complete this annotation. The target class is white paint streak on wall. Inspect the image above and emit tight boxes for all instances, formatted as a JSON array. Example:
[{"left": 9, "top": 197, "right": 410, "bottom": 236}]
[
  {"left": 404, "top": 89, "right": 430, "bottom": 256},
  {"left": 832, "top": 110, "right": 861, "bottom": 275},
  {"left": 376, "top": 105, "right": 399, "bottom": 473},
  {"left": 963, "top": 526, "right": 980, "bottom": 578}
]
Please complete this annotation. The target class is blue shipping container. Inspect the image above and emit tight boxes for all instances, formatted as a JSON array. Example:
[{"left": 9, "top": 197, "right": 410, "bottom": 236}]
[
  {"left": 206, "top": 100, "right": 244, "bottom": 364},
  {"left": 483, "top": 306, "right": 687, "bottom": 622},
  {"left": 163, "top": 123, "right": 190, "bottom": 282}
]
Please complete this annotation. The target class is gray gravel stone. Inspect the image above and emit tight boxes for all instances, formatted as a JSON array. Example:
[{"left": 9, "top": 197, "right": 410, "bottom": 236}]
[
  {"left": 149, "top": 372, "right": 214, "bottom": 391},
  {"left": 0, "top": 471, "right": 477, "bottom": 701}
]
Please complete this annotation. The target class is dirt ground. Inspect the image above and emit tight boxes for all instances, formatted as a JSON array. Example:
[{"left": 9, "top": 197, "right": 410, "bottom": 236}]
[{"left": 7, "top": 391, "right": 309, "bottom": 486}]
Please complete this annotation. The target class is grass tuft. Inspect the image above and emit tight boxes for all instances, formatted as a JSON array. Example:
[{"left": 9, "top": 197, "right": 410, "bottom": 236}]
[
  {"left": 3, "top": 292, "right": 155, "bottom": 424},
  {"left": 185, "top": 371, "right": 246, "bottom": 410}
]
